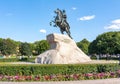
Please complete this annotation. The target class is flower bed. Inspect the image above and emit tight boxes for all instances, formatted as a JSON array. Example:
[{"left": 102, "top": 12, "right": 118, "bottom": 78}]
[
  {"left": 0, "top": 63, "right": 120, "bottom": 81},
  {"left": 0, "top": 70, "right": 120, "bottom": 81}
]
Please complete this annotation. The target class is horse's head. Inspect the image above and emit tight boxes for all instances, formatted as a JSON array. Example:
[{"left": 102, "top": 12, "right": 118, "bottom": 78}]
[
  {"left": 54, "top": 8, "right": 63, "bottom": 17},
  {"left": 54, "top": 8, "right": 60, "bottom": 14}
]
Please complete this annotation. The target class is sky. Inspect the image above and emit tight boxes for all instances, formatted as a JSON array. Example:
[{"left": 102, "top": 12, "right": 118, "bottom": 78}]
[{"left": 0, "top": 0, "right": 120, "bottom": 43}]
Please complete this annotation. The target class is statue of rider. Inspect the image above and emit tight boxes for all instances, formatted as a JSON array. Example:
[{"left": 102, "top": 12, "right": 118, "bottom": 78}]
[
  {"left": 54, "top": 8, "right": 62, "bottom": 23},
  {"left": 61, "top": 10, "right": 67, "bottom": 26},
  {"left": 50, "top": 8, "right": 72, "bottom": 39}
]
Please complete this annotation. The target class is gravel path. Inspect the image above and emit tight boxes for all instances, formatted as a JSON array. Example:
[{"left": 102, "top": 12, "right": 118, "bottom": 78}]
[
  {"left": 0, "top": 78, "right": 119, "bottom": 84},
  {"left": 10, "top": 60, "right": 119, "bottom": 64}
]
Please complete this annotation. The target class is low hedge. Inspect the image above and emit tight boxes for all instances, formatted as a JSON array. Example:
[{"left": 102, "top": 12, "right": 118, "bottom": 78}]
[
  {"left": 0, "top": 58, "right": 35, "bottom": 62},
  {"left": 0, "top": 64, "right": 120, "bottom": 76},
  {"left": 91, "top": 56, "right": 119, "bottom": 60}
]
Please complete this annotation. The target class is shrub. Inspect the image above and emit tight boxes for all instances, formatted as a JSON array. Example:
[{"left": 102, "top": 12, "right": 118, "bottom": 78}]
[
  {"left": 0, "top": 58, "right": 35, "bottom": 62},
  {"left": 0, "top": 64, "right": 120, "bottom": 76}
]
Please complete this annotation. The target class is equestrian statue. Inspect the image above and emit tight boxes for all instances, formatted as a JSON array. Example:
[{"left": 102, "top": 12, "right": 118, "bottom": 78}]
[{"left": 50, "top": 8, "right": 72, "bottom": 39}]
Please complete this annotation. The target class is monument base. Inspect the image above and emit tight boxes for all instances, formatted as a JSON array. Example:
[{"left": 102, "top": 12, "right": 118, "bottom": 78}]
[{"left": 35, "top": 33, "right": 91, "bottom": 64}]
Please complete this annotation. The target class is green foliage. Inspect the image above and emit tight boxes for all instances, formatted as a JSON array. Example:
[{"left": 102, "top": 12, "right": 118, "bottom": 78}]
[
  {"left": 0, "top": 38, "right": 3, "bottom": 55},
  {"left": 0, "top": 37, "right": 50, "bottom": 56},
  {"left": 0, "top": 58, "right": 35, "bottom": 62},
  {"left": 89, "top": 31, "right": 120, "bottom": 54},
  {"left": 34, "top": 40, "right": 50, "bottom": 55},
  {"left": 19, "top": 42, "right": 32, "bottom": 56},
  {"left": 77, "top": 39, "right": 90, "bottom": 54},
  {"left": 0, "top": 38, "right": 17, "bottom": 56},
  {"left": 0, "top": 64, "right": 119, "bottom": 76},
  {"left": 29, "top": 43, "right": 36, "bottom": 55}
]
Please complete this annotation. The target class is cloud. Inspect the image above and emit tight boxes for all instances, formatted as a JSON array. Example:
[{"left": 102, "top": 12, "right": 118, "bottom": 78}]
[
  {"left": 5, "top": 13, "right": 13, "bottom": 16},
  {"left": 104, "top": 19, "right": 120, "bottom": 30},
  {"left": 112, "top": 19, "right": 120, "bottom": 24},
  {"left": 72, "top": 7, "right": 77, "bottom": 10},
  {"left": 40, "top": 29, "right": 46, "bottom": 33},
  {"left": 78, "top": 15, "right": 95, "bottom": 21}
]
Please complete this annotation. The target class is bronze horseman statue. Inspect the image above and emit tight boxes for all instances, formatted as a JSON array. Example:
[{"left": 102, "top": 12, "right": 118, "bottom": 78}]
[{"left": 50, "top": 8, "right": 72, "bottom": 39}]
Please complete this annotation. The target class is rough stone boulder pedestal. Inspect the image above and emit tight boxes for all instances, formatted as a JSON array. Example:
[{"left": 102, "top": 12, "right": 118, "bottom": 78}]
[{"left": 35, "top": 33, "right": 91, "bottom": 64}]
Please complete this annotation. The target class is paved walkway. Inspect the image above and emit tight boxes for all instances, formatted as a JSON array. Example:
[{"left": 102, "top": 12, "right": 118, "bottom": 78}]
[
  {"left": 0, "top": 78, "right": 119, "bottom": 84},
  {"left": 9, "top": 60, "right": 119, "bottom": 64}
]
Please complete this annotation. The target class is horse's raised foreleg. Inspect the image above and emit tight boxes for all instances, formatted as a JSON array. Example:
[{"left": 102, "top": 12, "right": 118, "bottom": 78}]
[{"left": 50, "top": 20, "right": 55, "bottom": 26}]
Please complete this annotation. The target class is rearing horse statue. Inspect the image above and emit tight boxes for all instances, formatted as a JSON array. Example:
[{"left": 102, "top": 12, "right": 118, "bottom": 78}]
[{"left": 50, "top": 8, "right": 72, "bottom": 39}]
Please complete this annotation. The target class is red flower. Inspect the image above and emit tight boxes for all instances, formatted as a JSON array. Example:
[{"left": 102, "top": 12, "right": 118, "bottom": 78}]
[
  {"left": 117, "top": 70, "right": 120, "bottom": 74},
  {"left": 85, "top": 73, "right": 93, "bottom": 77},
  {"left": 72, "top": 74, "right": 80, "bottom": 80},
  {"left": 97, "top": 73, "right": 105, "bottom": 79},
  {"left": 34, "top": 76, "right": 40, "bottom": 81},
  {"left": 44, "top": 75, "right": 51, "bottom": 80},
  {"left": 110, "top": 72, "right": 116, "bottom": 77},
  {"left": 24, "top": 76, "right": 32, "bottom": 80},
  {"left": 14, "top": 75, "right": 20, "bottom": 81}
]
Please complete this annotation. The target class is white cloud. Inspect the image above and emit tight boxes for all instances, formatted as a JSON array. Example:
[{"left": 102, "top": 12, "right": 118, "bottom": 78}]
[
  {"left": 105, "top": 24, "right": 120, "bottom": 30},
  {"left": 112, "top": 19, "right": 120, "bottom": 24},
  {"left": 104, "top": 19, "right": 120, "bottom": 30},
  {"left": 78, "top": 15, "right": 95, "bottom": 21},
  {"left": 72, "top": 7, "right": 77, "bottom": 10},
  {"left": 40, "top": 29, "right": 46, "bottom": 33}
]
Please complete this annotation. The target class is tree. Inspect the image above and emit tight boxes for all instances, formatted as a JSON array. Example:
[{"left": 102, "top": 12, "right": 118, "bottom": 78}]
[
  {"left": 14, "top": 41, "right": 21, "bottom": 56},
  {"left": 77, "top": 39, "right": 90, "bottom": 54},
  {"left": 0, "top": 38, "right": 3, "bottom": 55},
  {"left": 29, "top": 43, "right": 36, "bottom": 55},
  {"left": 89, "top": 31, "right": 120, "bottom": 54},
  {"left": 19, "top": 42, "right": 32, "bottom": 56},
  {"left": 0, "top": 38, "right": 17, "bottom": 56},
  {"left": 34, "top": 40, "right": 50, "bottom": 55}
]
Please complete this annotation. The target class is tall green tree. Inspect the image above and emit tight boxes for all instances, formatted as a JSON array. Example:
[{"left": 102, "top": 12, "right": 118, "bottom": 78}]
[
  {"left": 29, "top": 43, "right": 36, "bottom": 55},
  {"left": 0, "top": 38, "right": 3, "bottom": 55},
  {"left": 0, "top": 38, "right": 17, "bottom": 56},
  {"left": 77, "top": 39, "right": 90, "bottom": 54},
  {"left": 34, "top": 40, "right": 50, "bottom": 55},
  {"left": 89, "top": 31, "right": 120, "bottom": 54},
  {"left": 19, "top": 42, "right": 32, "bottom": 56}
]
